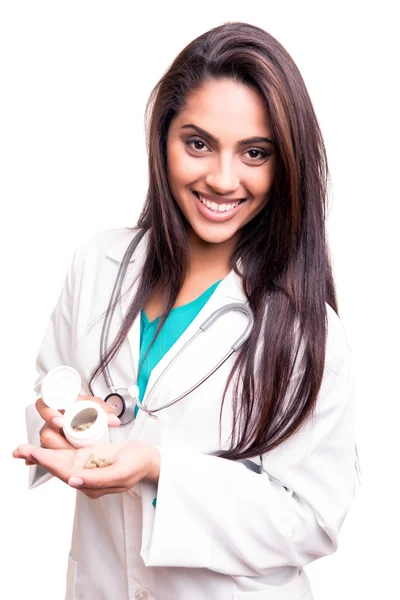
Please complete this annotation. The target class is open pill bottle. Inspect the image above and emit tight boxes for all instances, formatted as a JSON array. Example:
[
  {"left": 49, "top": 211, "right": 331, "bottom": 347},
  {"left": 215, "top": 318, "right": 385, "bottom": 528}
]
[{"left": 40, "top": 365, "right": 110, "bottom": 448}]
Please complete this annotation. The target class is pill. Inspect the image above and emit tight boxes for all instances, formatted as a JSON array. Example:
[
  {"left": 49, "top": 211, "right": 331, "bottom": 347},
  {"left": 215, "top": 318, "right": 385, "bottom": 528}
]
[
  {"left": 83, "top": 454, "right": 113, "bottom": 468},
  {"left": 72, "top": 421, "right": 95, "bottom": 432},
  {"left": 84, "top": 461, "right": 97, "bottom": 469}
]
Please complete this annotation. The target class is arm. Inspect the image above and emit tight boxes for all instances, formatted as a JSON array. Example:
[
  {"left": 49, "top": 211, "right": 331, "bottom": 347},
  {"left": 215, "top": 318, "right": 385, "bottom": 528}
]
[
  {"left": 23, "top": 232, "right": 128, "bottom": 488},
  {"left": 139, "top": 308, "right": 356, "bottom": 575}
]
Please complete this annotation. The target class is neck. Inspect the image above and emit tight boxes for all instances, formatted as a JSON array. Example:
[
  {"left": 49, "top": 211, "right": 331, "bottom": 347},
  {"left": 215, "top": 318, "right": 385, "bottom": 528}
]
[{"left": 186, "top": 227, "right": 238, "bottom": 278}]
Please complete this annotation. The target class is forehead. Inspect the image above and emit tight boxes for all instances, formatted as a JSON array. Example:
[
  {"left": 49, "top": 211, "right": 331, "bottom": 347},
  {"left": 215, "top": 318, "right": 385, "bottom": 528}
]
[{"left": 172, "top": 78, "right": 272, "bottom": 138}]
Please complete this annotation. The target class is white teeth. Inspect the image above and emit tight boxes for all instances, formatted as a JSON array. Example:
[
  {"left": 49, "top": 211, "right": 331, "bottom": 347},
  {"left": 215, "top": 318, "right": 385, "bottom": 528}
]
[{"left": 196, "top": 193, "right": 242, "bottom": 213}]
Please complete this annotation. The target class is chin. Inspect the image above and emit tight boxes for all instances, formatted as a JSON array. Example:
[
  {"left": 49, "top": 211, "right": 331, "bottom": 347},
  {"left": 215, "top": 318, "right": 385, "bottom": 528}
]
[{"left": 190, "top": 221, "right": 241, "bottom": 245}]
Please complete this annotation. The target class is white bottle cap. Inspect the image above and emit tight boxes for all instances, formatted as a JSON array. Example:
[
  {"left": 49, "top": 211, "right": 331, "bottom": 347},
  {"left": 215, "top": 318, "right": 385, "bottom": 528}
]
[{"left": 41, "top": 366, "right": 81, "bottom": 410}]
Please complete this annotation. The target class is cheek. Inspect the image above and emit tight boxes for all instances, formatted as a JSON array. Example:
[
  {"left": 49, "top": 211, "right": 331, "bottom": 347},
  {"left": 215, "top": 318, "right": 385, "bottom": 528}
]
[
  {"left": 167, "top": 143, "right": 205, "bottom": 191},
  {"left": 254, "top": 160, "right": 275, "bottom": 193},
  {"left": 251, "top": 161, "right": 276, "bottom": 198},
  {"left": 167, "top": 143, "right": 188, "bottom": 185}
]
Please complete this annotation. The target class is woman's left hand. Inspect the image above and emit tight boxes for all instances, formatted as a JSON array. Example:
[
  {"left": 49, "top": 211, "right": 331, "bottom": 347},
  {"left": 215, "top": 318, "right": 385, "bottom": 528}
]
[{"left": 13, "top": 441, "right": 160, "bottom": 499}]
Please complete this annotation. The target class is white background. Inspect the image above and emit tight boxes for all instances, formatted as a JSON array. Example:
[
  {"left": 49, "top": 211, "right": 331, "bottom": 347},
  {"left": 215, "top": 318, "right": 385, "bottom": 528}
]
[{"left": 1, "top": 1, "right": 399, "bottom": 598}]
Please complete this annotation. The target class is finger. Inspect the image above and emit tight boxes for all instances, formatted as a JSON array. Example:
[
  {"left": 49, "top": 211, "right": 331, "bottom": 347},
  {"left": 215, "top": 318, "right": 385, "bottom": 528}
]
[
  {"left": 25, "top": 460, "right": 37, "bottom": 466},
  {"left": 51, "top": 416, "right": 65, "bottom": 428},
  {"left": 79, "top": 486, "right": 128, "bottom": 498},
  {"left": 40, "top": 426, "right": 74, "bottom": 450},
  {"left": 68, "top": 464, "right": 129, "bottom": 490},
  {"left": 35, "top": 397, "right": 64, "bottom": 425},
  {"left": 107, "top": 413, "right": 121, "bottom": 427},
  {"left": 30, "top": 446, "right": 56, "bottom": 466},
  {"left": 13, "top": 444, "right": 37, "bottom": 461},
  {"left": 77, "top": 395, "right": 120, "bottom": 426}
]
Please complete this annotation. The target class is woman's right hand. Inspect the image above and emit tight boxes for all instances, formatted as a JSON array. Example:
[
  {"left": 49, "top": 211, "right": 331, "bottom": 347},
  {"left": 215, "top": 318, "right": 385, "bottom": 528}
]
[
  {"left": 36, "top": 394, "right": 121, "bottom": 451},
  {"left": 13, "top": 394, "right": 121, "bottom": 465}
]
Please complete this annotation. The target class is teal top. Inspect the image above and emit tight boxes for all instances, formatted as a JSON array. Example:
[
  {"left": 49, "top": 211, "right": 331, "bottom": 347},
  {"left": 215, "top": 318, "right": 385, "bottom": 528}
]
[{"left": 135, "top": 279, "right": 222, "bottom": 418}]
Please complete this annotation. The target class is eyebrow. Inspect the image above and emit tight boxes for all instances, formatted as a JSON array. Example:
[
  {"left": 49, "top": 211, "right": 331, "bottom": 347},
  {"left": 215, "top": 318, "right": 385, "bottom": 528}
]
[{"left": 180, "top": 123, "right": 274, "bottom": 146}]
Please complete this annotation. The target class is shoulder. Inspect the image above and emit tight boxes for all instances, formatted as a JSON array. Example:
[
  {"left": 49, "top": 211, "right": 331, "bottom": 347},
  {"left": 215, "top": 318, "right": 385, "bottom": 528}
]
[
  {"left": 68, "top": 227, "right": 148, "bottom": 274},
  {"left": 63, "top": 227, "right": 145, "bottom": 294},
  {"left": 73, "top": 227, "right": 140, "bottom": 263}
]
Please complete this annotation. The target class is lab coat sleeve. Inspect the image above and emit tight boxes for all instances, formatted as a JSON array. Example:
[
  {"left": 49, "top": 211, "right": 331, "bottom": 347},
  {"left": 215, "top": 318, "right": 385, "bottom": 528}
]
[
  {"left": 26, "top": 245, "right": 85, "bottom": 489},
  {"left": 139, "top": 307, "right": 357, "bottom": 575}
]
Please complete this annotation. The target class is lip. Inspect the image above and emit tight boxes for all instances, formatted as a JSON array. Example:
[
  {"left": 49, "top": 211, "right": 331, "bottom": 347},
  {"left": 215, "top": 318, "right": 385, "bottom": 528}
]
[
  {"left": 193, "top": 190, "right": 246, "bottom": 203},
  {"left": 191, "top": 191, "right": 246, "bottom": 222}
]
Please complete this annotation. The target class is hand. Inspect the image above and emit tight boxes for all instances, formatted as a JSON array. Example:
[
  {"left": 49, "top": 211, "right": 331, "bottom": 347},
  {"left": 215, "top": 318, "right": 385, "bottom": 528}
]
[
  {"left": 43, "top": 394, "right": 121, "bottom": 446},
  {"left": 12, "top": 394, "right": 121, "bottom": 466},
  {"left": 13, "top": 441, "right": 161, "bottom": 499}
]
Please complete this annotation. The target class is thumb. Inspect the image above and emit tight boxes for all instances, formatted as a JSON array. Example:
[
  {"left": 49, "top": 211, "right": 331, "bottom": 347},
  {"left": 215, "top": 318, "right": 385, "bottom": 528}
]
[{"left": 107, "top": 413, "right": 121, "bottom": 427}]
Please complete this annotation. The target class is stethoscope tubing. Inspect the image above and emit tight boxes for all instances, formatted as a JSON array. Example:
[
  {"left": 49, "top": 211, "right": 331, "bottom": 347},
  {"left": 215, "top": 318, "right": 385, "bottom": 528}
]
[
  {"left": 136, "top": 302, "right": 254, "bottom": 415},
  {"left": 101, "top": 229, "right": 254, "bottom": 419},
  {"left": 100, "top": 230, "right": 146, "bottom": 391}
]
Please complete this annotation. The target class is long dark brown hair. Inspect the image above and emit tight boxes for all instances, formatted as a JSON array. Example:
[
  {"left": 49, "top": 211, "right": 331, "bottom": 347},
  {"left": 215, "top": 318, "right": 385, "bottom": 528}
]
[{"left": 89, "top": 21, "right": 338, "bottom": 461}]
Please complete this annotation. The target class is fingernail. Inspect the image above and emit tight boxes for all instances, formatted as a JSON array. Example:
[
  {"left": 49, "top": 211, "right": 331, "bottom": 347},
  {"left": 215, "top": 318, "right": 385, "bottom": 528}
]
[
  {"left": 108, "top": 414, "right": 120, "bottom": 426},
  {"left": 68, "top": 477, "right": 84, "bottom": 488},
  {"left": 52, "top": 417, "right": 64, "bottom": 428}
]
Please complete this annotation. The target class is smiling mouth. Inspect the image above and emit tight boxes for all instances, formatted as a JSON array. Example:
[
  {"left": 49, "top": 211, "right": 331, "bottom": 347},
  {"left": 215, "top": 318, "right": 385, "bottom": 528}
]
[{"left": 192, "top": 191, "right": 246, "bottom": 213}]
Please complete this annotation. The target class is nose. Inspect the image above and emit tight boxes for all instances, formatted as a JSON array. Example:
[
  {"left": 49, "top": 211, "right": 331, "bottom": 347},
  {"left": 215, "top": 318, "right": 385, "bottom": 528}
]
[{"left": 205, "top": 155, "right": 240, "bottom": 194}]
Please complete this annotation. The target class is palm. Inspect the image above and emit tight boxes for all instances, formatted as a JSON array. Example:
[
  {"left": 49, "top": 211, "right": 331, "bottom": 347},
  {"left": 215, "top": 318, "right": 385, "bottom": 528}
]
[
  {"left": 14, "top": 440, "right": 158, "bottom": 496},
  {"left": 32, "top": 441, "right": 146, "bottom": 484},
  {"left": 33, "top": 448, "right": 80, "bottom": 483}
]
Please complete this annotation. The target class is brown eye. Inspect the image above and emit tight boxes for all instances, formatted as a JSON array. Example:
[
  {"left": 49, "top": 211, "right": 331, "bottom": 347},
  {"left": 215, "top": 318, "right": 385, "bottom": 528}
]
[
  {"left": 185, "top": 137, "right": 210, "bottom": 152},
  {"left": 245, "top": 149, "right": 270, "bottom": 160}
]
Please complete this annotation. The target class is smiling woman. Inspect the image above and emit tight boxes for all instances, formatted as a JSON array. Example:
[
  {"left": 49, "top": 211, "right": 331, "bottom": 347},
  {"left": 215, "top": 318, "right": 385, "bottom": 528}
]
[{"left": 14, "top": 20, "right": 356, "bottom": 600}]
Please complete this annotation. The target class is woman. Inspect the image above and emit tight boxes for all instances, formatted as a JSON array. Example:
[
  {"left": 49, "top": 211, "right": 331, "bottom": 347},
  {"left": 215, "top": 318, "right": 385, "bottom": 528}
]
[{"left": 13, "top": 21, "right": 356, "bottom": 600}]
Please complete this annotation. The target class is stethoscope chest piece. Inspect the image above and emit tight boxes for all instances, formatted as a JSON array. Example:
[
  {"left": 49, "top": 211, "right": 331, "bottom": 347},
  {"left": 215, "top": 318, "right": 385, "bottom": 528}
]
[{"left": 104, "top": 389, "right": 137, "bottom": 425}]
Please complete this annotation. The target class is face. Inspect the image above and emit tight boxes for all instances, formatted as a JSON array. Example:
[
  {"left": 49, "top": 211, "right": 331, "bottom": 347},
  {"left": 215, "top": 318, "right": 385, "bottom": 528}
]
[{"left": 166, "top": 78, "right": 276, "bottom": 245}]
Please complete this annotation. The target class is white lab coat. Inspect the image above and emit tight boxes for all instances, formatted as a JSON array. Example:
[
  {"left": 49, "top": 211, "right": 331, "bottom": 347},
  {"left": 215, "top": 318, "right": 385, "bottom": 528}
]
[{"left": 25, "top": 227, "right": 356, "bottom": 600}]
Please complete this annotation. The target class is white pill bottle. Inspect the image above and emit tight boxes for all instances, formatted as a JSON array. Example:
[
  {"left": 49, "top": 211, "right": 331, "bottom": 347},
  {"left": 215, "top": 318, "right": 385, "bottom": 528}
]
[{"left": 40, "top": 365, "right": 110, "bottom": 448}]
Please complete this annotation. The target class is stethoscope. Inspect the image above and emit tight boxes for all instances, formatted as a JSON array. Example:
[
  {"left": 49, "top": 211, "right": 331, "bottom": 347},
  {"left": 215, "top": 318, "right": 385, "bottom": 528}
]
[{"left": 102, "top": 230, "right": 254, "bottom": 424}]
